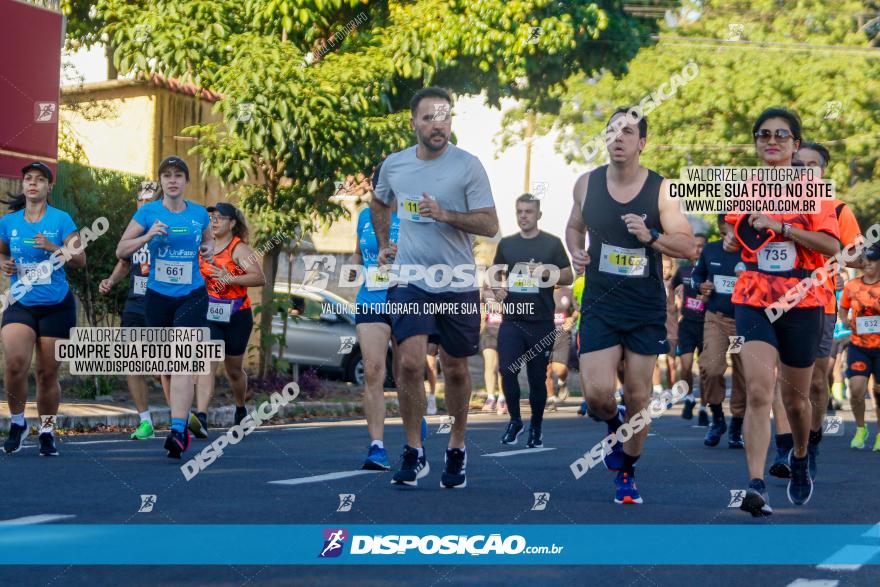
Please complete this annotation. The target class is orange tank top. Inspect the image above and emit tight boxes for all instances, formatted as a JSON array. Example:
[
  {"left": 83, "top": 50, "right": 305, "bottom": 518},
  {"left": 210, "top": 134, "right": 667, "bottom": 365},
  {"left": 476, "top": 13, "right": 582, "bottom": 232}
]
[{"left": 200, "top": 236, "right": 251, "bottom": 310}]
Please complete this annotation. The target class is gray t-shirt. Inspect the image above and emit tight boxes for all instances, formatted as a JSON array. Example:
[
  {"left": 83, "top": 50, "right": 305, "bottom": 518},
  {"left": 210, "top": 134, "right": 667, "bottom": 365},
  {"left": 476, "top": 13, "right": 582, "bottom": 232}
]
[{"left": 374, "top": 143, "right": 495, "bottom": 293}]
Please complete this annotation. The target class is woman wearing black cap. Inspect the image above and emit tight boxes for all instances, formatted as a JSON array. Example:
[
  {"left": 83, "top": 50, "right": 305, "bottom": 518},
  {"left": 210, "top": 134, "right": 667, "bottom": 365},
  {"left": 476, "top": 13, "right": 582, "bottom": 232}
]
[
  {"left": 193, "top": 203, "right": 265, "bottom": 432},
  {"left": 1, "top": 162, "right": 85, "bottom": 456},
  {"left": 116, "top": 156, "right": 214, "bottom": 459}
]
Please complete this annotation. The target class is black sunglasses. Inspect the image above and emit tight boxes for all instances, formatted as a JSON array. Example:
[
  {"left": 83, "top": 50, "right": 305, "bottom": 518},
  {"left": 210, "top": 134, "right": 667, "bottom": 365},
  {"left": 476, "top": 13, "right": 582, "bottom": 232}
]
[{"left": 754, "top": 129, "right": 795, "bottom": 142}]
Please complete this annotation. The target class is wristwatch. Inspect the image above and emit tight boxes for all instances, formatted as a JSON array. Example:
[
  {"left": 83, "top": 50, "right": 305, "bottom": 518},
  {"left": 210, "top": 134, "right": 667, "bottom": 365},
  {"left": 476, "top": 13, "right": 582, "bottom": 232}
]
[
  {"left": 781, "top": 222, "right": 792, "bottom": 238},
  {"left": 647, "top": 228, "right": 661, "bottom": 246}
]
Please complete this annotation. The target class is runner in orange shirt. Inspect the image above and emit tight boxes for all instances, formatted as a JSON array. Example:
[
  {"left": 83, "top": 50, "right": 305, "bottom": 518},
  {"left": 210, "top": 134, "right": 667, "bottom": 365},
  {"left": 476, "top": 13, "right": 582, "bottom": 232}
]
[
  {"left": 194, "top": 203, "right": 266, "bottom": 435},
  {"left": 724, "top": 108, "right": 841, "bottom": 516},
  {"left": 792, "top": 142, "right": 862, "bottom": 477},
  {"left": 839, "top": 246, "right": 880, "bottom": 452}
]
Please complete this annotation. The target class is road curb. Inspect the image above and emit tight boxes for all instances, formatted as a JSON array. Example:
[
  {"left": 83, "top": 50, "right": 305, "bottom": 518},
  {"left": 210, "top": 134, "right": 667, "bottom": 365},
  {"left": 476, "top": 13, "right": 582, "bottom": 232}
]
[{"left": 0, "top": 399, "right": 400, "bottom": 432}]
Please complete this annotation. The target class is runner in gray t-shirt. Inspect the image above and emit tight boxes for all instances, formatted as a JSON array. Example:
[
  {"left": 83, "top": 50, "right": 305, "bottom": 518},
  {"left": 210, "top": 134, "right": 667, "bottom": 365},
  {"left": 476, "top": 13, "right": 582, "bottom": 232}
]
[{"left": 370, "top": 87, "right": 498, "bottom": 489}]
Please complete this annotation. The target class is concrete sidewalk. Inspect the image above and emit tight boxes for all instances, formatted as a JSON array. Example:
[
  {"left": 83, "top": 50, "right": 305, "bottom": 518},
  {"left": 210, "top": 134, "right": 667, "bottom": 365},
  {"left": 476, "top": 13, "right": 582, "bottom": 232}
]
[{"left": 0, "top": 399, "right": 388, "bottom": 431}]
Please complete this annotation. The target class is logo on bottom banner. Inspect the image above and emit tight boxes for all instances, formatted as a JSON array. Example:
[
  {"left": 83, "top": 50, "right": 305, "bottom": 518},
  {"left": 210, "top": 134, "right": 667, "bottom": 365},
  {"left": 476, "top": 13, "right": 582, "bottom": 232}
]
[{"left": 319, "top": 528, "right": 348, "bottom": 558}]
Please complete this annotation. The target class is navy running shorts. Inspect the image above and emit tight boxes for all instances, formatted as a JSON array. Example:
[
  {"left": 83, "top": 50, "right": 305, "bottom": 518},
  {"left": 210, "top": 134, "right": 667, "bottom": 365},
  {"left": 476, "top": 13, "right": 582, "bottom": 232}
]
[
  {"left": 1, "top": 290, "right": 76, "bottom": 339},
  {"left": 355, "top": 304, "right": 392, "bottom": 327},
  {"left": 145, "top": 287, "right": 208, "bottom": 329},
  {"left": 579, "top": 306, "right": 668, "bottom": 356},
  {"left": 846, "top": 344, "right": 880, "bottom": 380},
  {"left": 734, "top": 304, "right": 822, "bottom": 368},
  {"left": 815, "top": 312, "right": 836, "bottom": 359},
  {"left": 121, "top": 311, "right": 146, "bottom": 328},
  {"left": 387, "top": 285, "right": 480, "bottom": 358},
  {"left": 676, "top": 318, "right": 704, "bottom": 356},
  {"left": 208, "top": 307, "right": 253, "bottom": 357}
]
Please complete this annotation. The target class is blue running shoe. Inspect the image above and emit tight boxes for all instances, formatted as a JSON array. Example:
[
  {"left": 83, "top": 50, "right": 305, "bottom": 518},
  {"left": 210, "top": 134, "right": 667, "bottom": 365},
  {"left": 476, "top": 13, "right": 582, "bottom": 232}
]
[
  {"left": 613, "top": 470, "right": 643, "bottom": 504},
  {"left": 603, "top": 405, "right": 626, "bottom": 471},
  {"left": 421, "top": 417, "right": 428, "bottom": 442},
  {"left": 362, "top": 444, "right": 390, "bottom": 471}
]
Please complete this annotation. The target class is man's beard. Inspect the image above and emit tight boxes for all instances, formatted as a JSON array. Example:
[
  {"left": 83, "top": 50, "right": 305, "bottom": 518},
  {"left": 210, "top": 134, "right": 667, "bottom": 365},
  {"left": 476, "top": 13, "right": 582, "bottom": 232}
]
[{"left": 420, "top": 132, "right": 449, "bottom": 152}]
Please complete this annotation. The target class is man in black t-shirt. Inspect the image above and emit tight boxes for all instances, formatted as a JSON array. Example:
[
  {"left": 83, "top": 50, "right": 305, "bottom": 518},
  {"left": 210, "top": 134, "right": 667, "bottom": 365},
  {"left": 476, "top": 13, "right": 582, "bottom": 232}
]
[
  {"left": 671, "top": 234, "right": 707, "bottom": 421},
  {"left": 493, "top": 194, "right": 572, "bottom": 448}
]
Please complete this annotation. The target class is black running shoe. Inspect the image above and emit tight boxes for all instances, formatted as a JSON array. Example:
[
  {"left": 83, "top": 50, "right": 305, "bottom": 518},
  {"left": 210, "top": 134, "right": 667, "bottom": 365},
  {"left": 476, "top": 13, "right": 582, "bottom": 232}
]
[
  {"left": 440, "top": 448, "right": 466, "bottom": 489},
  {"left": 697, "top": 407, "right": 709, "bottom": 427},
  {"left": 164, "top": 429, "right": 191, "bottom": 459},
  {"left": 39, "top": 432, "right": 59, "bottom": 456},
  {"left": 728, "top": 417, "right": 744, "bottom": 449},
  {"left": 768, "top": 446, "right": 791, "bottom": 478},
  {"left": 682, "top": 397, "right": 696, "bottom": 420},
  {"left": 501, "top": 420, "right": 524, "bottom": 445},
  {"left": 4, "top": 422, "right": 29, "bottom": 454},
  {"left": 787, "top": 451, "right": 813, "bottom": 506},
  {"left": 807, "top": 441, "right": 818, "bottom": 480},
  {"left": 526, "top": 427, "right": 543, "bottom": 448},
  {"left": 740, "top": 478, "right": 772, "bottom": 517},
  {"left": 234, "top": 406, "right": 248, "bottom": 426},
  {"left": 704, "top": 418, "right": 727, "bottom": 447},
  {"left": 391, "top": 445, "right": 429, "bottom": 486}
]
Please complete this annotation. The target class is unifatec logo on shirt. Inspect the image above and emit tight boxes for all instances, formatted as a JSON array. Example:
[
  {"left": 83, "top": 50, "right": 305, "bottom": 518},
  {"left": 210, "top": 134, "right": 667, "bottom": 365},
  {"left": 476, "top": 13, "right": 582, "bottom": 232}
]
[{"left": 319, "top": 528, "right": 348, "bottom": 558}]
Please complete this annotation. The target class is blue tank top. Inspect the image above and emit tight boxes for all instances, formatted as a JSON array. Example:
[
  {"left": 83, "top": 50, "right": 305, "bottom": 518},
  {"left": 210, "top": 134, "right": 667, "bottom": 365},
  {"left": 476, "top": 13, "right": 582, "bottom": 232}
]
[
  {"left": 355, "top": 207, "right": 399, "bottom": 311},
  {"left": 132, "top": 200, "right": 209, "bottom": 297},
  {"left": 0, "top": 205, "right": 77, "bottom": 306}
]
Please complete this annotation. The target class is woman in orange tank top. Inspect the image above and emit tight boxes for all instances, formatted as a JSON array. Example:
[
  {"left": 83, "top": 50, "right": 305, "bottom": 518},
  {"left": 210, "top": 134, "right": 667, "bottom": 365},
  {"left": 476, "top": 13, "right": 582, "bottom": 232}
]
[
  {"left": 724, "top": 108, "right": 841, "bottom": 516},
  {"left": 193, "top": 203, "right": 266, "bottom": 433}
]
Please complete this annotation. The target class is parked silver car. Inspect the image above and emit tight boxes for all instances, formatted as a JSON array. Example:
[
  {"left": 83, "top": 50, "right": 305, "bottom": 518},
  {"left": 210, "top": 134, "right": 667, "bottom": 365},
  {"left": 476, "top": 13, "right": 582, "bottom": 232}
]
[{"left": 271, "top": 284, "right": 393, "bottom": 386}]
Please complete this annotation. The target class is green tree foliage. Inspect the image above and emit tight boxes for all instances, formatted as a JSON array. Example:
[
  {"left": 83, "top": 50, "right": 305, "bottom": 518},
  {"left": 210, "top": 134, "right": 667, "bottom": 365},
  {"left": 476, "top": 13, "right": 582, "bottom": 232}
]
[
  {"left": 71, "top": 0, "right": 652, "bottom": 375},
  {"left": 52, "top": 161, "right": 144, "bottom": 327},
  {"left": 501, "top": 0, "right": 880, "bottom": 198}
]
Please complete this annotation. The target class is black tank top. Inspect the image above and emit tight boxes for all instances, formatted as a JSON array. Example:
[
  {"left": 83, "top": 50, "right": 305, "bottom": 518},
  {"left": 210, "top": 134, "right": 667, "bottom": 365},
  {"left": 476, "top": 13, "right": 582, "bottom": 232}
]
[{"left": 581, "top": 165, "right": 666, "bottom": 317}]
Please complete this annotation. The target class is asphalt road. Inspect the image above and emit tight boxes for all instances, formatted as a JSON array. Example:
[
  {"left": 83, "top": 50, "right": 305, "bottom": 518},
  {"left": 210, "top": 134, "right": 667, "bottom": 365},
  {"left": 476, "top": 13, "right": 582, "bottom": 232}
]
[{"left": 1, "top": 403, "right": 878, "bottom": 587}]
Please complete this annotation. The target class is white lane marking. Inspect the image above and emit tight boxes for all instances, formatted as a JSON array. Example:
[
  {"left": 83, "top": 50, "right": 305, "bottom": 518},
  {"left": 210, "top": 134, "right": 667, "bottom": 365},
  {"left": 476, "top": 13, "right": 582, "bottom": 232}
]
[
  {"left": 0, "top": 514, "right": 76, "bottom": 525},
  {"left": 481, "top": 448, "right": 557, "bottom": 458},
  {"left": 269, "top": 470, "right": 384, "bottom": 486},
  {"left": 816, "top": 544, "right": 880, "bottom": 571},
  {"left": 786, "top": 580, "right": 838, "bottom": 586}
]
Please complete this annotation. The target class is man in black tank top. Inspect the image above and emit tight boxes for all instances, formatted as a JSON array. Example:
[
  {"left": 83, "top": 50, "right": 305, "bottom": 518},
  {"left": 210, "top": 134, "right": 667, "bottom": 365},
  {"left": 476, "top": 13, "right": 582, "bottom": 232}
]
[{"left": 566, "top": 107, "right": 696, "bottom": 505}]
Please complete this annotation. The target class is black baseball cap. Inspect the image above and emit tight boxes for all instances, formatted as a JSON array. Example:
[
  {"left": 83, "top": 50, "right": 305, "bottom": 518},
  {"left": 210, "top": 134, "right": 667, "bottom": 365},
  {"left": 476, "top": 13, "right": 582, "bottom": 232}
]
[
  {"left": 866, "top": 245, "right": 880, "bottom": 261},
  {"left": 158, "top": 156, "right": 190, "bottom": 180},
  {"left": 207, "top": 202, "right": 238, "bottom": 218},
  {"left": 21, "top": 162, "right": 53, "bottom": 183}
]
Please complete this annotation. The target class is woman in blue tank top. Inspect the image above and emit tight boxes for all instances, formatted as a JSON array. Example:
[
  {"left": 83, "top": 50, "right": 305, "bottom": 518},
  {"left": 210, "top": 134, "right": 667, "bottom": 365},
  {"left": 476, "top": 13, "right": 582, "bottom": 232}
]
[
  {"left": 116, "top": 156, "right": 214, "bottom": 460},
  {"left": 1, "top": 162, "right": 84, "bottom": 457}
]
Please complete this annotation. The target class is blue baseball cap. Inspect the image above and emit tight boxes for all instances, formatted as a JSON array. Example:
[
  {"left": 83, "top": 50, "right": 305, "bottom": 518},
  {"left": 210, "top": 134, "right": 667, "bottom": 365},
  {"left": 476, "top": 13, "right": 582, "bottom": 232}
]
[{"left": 866, "top": 245, "right": 880, "bottom": 261}]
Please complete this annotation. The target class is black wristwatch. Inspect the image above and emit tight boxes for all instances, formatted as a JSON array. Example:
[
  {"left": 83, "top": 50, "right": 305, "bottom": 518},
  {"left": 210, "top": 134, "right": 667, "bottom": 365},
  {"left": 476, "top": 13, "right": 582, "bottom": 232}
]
[{"left": 647, "top": 229, "right": 661, "bottom": 246}]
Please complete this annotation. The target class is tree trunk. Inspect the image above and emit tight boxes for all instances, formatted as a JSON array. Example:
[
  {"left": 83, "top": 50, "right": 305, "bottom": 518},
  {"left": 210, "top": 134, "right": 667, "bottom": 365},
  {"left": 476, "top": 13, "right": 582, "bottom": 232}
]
[
  {"left": 105, "top": 44, "right": 118, "bottom": 80},
  {"left": 257, "top": 247, "right": 281, "bottom": 379}
]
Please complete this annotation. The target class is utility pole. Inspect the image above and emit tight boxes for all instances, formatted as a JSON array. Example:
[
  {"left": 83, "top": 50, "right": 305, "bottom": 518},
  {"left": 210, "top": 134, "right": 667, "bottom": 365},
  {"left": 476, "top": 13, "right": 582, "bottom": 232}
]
[{"left": 523, "top": 110, "right": 535, "bottom": 193}]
